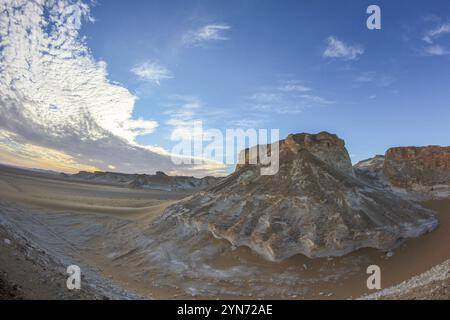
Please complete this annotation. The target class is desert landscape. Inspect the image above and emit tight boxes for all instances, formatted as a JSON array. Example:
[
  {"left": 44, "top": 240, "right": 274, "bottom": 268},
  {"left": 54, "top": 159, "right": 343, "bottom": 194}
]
[
  {"left": 1, "top": 0, "right": 450, "bottom": 303},
  {"left": 1, "top": 132, "right": 449, "bottom": 300}
]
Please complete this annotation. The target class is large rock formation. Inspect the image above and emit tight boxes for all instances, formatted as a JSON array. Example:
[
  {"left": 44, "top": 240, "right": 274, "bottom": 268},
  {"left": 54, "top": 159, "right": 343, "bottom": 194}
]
[
  {"left": 384, "top": 146, "right": 450, "bottom": 188},
  {"left": 159, "top": 132, "right": 437, "bottom": 261}
]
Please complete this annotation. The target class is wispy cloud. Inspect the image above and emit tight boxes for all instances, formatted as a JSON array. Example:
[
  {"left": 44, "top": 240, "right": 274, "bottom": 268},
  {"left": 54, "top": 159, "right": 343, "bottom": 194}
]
[
  {"left": 323, "top": 36, "right": 364, "bottom": 61},
  {"left": 355, "top": 72, "right": 376, "bottom": 83},
  {"left": 246, "top": 80, "right": 334, "bottom": 115},
  {"left": 249, "top": 93, "right": 283, "bottom": 103},
  {"left": 229, "top": 119, "right": 265, "bottom": 128},
  {"left": 413, "top": 19, "right": 450, "bottom": 57},
  {"left": 277, "top": 84, "right": 312, "bottom": 92},
  {"left": 164, "top": 95, "right": 215, "bottom": 141},
  {"left": 354, "top": 72, "right": 395, "bottom": 88},
  {"left": 422, "top": 23, "right": 450, "bottom": 44},
  {"left": 423, "top": 44, "right": 450, "bottom": 56},
  {"left": 131, "top": 61, "right": 172, "bottom": 85},
  {"left": 183, "top": 24, "right": 231, "bottom": 47},
  {"left": 299, "top": 94, "right": 335, "bottom": 105}
]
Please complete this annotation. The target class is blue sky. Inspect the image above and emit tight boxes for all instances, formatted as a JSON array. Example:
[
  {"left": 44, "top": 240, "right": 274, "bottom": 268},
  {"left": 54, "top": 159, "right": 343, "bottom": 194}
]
[
  {"left": 1, "top": 0, "right": 450, "bottom": 175},
  {"left": 82, "top": 0, "right": 450, "bottom": 162}
]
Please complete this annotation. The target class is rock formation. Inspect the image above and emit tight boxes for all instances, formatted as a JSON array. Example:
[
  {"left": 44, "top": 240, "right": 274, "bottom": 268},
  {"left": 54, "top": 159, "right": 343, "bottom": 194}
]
[
  {"left": 354, "top": 155, "right": 387, "bottom": 188},
  {"left": 158, "top": 132, "right": 437, "bottom": 261},
  {"left": 355, "top": 146, "right": 450, "bottom": 199},
  {"left": 68, "top": 170, "right": 220, "bottom": 192},
  {"left": 384, "top": 146, "right": 450, "bottom": 188}
]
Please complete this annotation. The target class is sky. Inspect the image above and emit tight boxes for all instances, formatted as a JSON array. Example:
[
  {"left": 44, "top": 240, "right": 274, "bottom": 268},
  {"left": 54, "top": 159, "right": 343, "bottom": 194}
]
[{"left": 1, "top": 0, "right": 450, "bottom": 176}]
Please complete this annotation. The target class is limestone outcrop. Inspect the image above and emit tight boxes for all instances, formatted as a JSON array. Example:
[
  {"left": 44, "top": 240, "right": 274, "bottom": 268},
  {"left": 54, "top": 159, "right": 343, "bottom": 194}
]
[
  {"left": 158, "top": 132, "right": 437, "bottom": 261},
  {"left": 384, "top": 146, "right": 450, "bottom": 188}
]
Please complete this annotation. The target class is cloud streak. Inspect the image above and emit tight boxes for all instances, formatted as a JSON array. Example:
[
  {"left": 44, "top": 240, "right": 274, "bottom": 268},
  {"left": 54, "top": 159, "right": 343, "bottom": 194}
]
[
  {"left": 423, "top": 45, "right": 450, "bottom": 56},
  {"left": 246, "top": 80, "right": 335, "bottom": 115},
  {"left": 422, "top": 23, "right": 450, "bottom": 44},
  {"left": 183, "top": 24, "right": 231, "bottom": 47},
  {"left": 131, "top": 61, "right": 172, "bottom": 85},
  {"left": 323, "top": 36, "right": 364, "bottom": 61}
]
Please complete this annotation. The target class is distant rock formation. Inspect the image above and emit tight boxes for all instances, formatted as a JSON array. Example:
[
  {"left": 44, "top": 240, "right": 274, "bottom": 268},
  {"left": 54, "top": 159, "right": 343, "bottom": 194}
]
[
  {"left": 354, "top": 155, "right": 387, "bottom": 188},
  {"left": 67, "top": 170, "right": 220, "bottom": 192},
  {"left": 159, "top": 132, "right": 437, "bottom": 261},
  {"left": 384, "top": 146, "right": 450, "bottom": 188},
  {"left": 355, "top": 146, "right": 450, "bottom": 199}
]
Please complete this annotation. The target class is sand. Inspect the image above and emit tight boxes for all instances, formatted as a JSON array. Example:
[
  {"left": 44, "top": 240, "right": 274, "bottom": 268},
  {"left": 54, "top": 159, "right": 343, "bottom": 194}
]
[{"left": 0, "top": 166, "right": 449, "bottom": 299}]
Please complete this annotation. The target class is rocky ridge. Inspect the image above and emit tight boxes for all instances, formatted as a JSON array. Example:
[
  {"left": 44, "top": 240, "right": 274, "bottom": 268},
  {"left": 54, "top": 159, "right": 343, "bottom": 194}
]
[{"left": 66, "top": 170, "right": 220, "bottom": 192}]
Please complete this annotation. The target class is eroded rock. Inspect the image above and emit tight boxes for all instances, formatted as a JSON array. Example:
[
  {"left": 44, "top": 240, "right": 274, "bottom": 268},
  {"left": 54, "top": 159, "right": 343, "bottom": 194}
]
[
  {"left": 384, "top": 146, "right": 450, "bottom": 188},
  {"left": 158, "top": 132, "right": 438, "bottom": 261}
]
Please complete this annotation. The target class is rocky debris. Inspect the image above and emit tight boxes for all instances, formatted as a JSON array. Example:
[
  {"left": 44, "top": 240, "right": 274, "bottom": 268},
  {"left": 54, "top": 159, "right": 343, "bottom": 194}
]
[
  {"left": 0, "top": 271, "right": 23, "bottom": 300},
  {"left": 67, "top": 170, "right": 220, "bottom": 192},
  {"left": 384, "top": 146, "right": 450, "bottom": 188},
  {"left": 158, "top": 132, "right": 438, "bottom": 261}
]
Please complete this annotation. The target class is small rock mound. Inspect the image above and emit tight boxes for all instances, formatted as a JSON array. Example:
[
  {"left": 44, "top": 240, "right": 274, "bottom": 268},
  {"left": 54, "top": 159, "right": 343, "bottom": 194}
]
[{"left": 159, "top": 132, "right": 437, "bottom": 261}]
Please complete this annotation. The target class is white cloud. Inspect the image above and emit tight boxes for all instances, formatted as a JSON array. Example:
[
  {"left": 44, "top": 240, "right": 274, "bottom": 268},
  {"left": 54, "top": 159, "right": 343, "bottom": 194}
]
[
  {"left": 422, "top": 23, "right": 450, "bottom": 44},
  {"left": 323, "top": 36, "right": 364, "bottom": 61},
  {"left": 354, "top": 72, "right": 395, "bottom": 88},
  {"left": 131, "top": 61, "right": 172, "bottom": 85},
  {"left": 229, "top": 119, "right": 265, "bottom": 128},
  {"left": 250, "top": 104, "right": 304, "bottom": 115},
  {"left": 299, "top": 94, "right": 335, "bottom": 105},
  {"left": 277, "top": 84, "right": 312, "bottom": 92},
  {"left": 355, "top": 72, "right": 376, "bottom": 83},
  {"left": 164, "top": 96, "right": 204, "bottom": 140},
  {"left": 0, "top": 0, "right": 219, "bottom": 176},
  {"left": 246, "top": 81, "right": 334, "bottom": 115},
  {"left": 249, "top": 93, "right": 283, "bottom": 103},
  {"left": 183, "top": 24, "right": 231, "bottom": 46},
  {"left": 423, "top": 45, "right": 450, "bottom": 56}
]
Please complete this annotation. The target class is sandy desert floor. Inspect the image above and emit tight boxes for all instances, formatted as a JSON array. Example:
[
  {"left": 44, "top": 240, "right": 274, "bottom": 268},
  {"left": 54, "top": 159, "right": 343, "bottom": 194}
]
[{"left": 0, "top": 166, "right": 449, "bottom": 300}]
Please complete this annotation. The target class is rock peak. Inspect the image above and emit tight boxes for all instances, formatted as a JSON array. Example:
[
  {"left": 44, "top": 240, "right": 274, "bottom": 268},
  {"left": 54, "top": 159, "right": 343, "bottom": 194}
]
[{"left": 283, "top": 131, "right": 353, "bottom": 175}]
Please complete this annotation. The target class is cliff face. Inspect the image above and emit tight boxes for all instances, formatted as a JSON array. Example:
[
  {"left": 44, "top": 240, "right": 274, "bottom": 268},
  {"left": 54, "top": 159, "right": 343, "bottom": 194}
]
[
  {"left": 237, "top": 132, "right": 354, "bottom": 176},
  {"left": 284, "top": 132, "right": 354, "bottom": 175},
  {"left": 158, "top": 132, "right": 437, "bottom": 261},
  {"left": 384, "top": 146, "right": 450, "bottom": 188}
]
